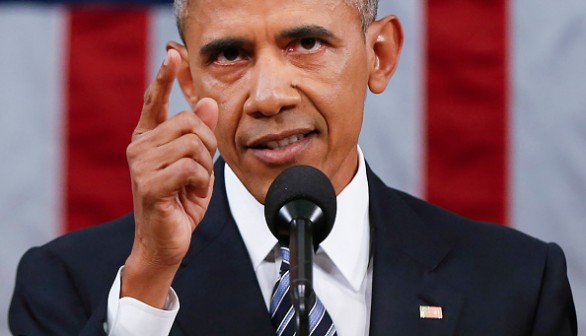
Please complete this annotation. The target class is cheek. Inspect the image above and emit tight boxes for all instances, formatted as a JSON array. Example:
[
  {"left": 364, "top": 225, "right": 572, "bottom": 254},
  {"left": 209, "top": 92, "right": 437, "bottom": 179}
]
[
  {"left": 318, "top": 82, "right": 366, "bottom": 163},
  {"left": 306, "top": 49, "right": 369, "bottom": 110},
  {"left": 334, "top": 61, "right": 368, "bottom": 127}
]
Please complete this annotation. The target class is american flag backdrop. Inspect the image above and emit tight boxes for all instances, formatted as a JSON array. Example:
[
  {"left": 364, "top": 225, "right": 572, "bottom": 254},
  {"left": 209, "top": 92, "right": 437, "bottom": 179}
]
[{"left": 1, "top": 0, "right": 585, "bottom": 333}]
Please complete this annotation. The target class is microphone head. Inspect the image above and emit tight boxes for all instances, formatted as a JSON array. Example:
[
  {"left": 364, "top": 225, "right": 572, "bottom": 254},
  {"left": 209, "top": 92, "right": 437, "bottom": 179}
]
[{"left": 264, "top": 165, "right": 337, "bottom": 247}]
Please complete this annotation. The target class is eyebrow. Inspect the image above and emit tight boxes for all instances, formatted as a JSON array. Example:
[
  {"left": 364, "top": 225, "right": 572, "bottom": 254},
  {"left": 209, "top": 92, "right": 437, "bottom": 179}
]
[
  {"left": 200, "top": 38, "right": 247, "bottom": 58},
  {"left": 199, "top": 25, "right": 338, "bottom": 58},
  {"left": 279, "top": 25, "right": 337, "bottom": 41}
]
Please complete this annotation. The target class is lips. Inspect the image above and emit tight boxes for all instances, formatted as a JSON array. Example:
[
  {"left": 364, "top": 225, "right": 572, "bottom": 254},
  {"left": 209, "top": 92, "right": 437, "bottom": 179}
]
[
  {"left": 264, "top": 133, "right": 305, "bottom": 150},
  {"left": 248, "top": 130, "right": 315, "bottom": 150},
  {"left": 246, "top": 129, "right": 316, "bottom": 165}
]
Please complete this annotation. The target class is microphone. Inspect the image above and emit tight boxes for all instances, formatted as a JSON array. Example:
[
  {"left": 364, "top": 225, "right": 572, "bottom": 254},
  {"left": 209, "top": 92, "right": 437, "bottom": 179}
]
[{"left": 265, "top": 165, "right": 336, "bottom": 336}]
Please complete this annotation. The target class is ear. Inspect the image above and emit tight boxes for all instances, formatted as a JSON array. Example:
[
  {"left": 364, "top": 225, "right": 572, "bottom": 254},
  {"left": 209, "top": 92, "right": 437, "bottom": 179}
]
[
  {"left": 366, "top": 15, "right": 403, "bottom": 94},
  {"left": 167, "top": 41, "right": 199, "bottom": 110}
]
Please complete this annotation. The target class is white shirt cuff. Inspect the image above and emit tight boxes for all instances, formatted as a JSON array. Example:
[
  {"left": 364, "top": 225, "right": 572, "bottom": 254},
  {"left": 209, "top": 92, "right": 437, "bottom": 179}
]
[{"left": 105, "top": 266, "right": 180, "bottom": 336}]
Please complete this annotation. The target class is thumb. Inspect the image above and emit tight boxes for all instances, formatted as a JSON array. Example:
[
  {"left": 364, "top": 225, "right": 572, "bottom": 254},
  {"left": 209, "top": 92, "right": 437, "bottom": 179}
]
[{"left": 193, "top": 97, "right": 219, "bottom": 132}]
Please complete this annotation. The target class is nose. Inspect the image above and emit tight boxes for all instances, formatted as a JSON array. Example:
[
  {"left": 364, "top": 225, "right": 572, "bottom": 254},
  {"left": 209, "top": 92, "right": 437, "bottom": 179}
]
[{"left": 243, "top": 52, "right": 300, "bottom": 117}]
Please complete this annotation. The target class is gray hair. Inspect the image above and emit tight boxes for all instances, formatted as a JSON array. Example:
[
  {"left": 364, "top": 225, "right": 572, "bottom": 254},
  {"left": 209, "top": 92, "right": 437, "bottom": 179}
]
[{"left": 173, "top": 0, "right": 378, "bottom": 42}]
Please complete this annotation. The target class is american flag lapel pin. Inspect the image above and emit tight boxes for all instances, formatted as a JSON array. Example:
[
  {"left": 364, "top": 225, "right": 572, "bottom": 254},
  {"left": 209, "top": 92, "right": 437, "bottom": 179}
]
[{"left": 419, "top": 305, "right": 443, "bottom": 319}]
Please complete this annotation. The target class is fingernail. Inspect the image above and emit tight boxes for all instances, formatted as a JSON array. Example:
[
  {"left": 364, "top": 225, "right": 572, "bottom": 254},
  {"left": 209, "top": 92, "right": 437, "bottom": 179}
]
[{"left": 163, "top": 51, "right": 171, "bottom": 66}]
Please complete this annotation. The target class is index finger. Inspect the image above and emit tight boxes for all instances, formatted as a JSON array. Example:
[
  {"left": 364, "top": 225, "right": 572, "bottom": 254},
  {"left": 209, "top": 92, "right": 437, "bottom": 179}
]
[{"left": 135, "top": 49, "right": 181, "bottom": 134}]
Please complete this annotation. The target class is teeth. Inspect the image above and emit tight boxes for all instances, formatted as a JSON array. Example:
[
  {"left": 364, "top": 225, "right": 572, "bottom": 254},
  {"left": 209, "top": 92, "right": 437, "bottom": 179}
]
[
  {"left": 267, "top": 141, "right": 279, "bottom": 149},
  {"left": 264, "top": 134, "right": 305, "bottom": 150}
]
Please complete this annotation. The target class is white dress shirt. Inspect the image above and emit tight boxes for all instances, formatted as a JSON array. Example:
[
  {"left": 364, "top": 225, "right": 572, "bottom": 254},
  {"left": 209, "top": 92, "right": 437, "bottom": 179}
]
[{"left": 106, "top": 147, "right": 372, "bottom": 336}]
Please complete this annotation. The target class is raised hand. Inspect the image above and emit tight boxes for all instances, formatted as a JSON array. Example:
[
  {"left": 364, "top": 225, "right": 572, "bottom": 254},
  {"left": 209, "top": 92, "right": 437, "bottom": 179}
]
[{"left": 122, "top": 49, "right": 218, "bottom": 308}]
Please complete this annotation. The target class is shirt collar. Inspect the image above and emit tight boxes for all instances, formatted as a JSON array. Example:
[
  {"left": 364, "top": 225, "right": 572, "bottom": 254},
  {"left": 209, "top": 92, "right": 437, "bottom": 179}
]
[
  {"left": 319, "top": 148, "right": 370, "bottom": 291},
  {"left": 225, "top": 147, "right": 370, "bottom": 292},
  {"left": 225, "top": 165, "right": 277, "bottom": 272}
]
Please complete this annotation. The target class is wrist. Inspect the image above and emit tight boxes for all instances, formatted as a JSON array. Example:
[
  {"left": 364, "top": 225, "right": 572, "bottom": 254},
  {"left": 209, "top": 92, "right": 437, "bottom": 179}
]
[{"left": 121, "top": 251, "right": 180, "bottom": 309}]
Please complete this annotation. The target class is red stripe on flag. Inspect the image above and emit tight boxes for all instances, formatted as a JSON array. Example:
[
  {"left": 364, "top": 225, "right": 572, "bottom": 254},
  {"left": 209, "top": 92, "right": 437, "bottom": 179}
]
[
  {"left": 425, "top": 1, "right": 509, "bottom": 224},
  {"left": 65, "top": 7, "right": 148, "bottom": 232}
]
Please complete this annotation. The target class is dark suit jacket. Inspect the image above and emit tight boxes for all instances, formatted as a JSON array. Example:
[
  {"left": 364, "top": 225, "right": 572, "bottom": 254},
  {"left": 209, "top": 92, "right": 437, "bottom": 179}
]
[{"left": 10, "top": 160, "right": 577, "bottom": 335}]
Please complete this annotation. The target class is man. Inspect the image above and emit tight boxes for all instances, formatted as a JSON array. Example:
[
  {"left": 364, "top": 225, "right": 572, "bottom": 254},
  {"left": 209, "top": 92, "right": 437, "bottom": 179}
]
[{"left": 9, "top": 0, "right": 577, "bottom": 335}]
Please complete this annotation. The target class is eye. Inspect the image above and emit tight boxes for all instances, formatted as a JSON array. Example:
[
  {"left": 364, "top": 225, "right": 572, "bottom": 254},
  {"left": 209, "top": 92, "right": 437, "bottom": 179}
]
[
  {"left": 288, "top": 38, "right": 324, "bottom": 53},
  {"left": 214, "top": 47, "right": 246, "bottom": 65},
  {"left": 300, "top": 38, "right": 318, "bottom": 50}
]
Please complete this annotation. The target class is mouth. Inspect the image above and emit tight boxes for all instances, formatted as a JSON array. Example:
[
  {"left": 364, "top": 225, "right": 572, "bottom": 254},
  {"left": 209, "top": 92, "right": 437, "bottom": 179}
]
[
  {"left": 249, "top": 129, "right": 316, "bottom": 150},
  {"left": 246, "top": 129, "right": 317, "bottom": 165},
  {"left": 256, "top": 133, "right": 307, "bottom": 150}
]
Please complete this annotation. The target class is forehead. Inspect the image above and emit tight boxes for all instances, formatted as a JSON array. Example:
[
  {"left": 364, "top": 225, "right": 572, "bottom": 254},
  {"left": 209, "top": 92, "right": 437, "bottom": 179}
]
[
  {"left": 189, "top": 0, "right": 352, "bottom": 14},
  {"left": 184, "top": 0, "right": 361, "bottom": 41}
]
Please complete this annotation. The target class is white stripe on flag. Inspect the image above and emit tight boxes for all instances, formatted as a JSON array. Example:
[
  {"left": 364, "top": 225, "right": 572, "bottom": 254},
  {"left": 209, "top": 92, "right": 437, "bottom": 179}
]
[
  {"left": 360, "top": 1, "right": 425, "bottom": 197},
  {"left": 511, "top": 0, "right": 586, "bottom": 330},
  {"left": 0, "top": 4, "right": 67, "bottom": 333}
]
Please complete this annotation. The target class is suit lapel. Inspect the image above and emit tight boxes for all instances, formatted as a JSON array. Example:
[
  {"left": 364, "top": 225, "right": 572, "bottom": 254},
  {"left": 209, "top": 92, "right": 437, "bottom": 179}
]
[
  {"left": 169, "top": 159, "right": 274, "bottom": 336},
  {"left": 367, "top": 167, "right": 463, "bottom": 336}
]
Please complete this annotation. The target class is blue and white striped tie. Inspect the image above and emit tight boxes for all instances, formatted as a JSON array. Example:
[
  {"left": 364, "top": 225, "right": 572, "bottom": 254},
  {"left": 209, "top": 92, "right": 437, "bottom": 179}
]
[{"left": 270, "top": 246, "right": 337, "bottom": 336}]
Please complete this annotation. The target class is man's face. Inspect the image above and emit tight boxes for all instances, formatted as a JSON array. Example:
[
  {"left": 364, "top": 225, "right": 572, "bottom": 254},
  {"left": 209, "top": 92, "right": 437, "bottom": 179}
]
[{"left": 182, "top": 0, "right": 377, "bottom": 203}]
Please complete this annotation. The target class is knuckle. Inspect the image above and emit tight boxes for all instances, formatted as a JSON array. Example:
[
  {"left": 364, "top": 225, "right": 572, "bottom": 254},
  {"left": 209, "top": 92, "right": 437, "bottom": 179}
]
[
  {"left": 126, "top": 143, "right": 139, "bottom": 160},
  {"left": 180, "top": 160, "right": 209, "bottom": 188},
  {"left": 194, "top": 168, "right": 211, "bottom": 187},
  {"left": 126, "top": 137, "right": 150, "bottom": 160},
  {"left": 177, "top": 158, "right": 198, "bottom": 177},
  {"left": 184, "top": 134, "right": 204, "bottom": 153},
  {"left": 179, "top": 111, "right": 201, "bottom": 130},
  {"left": 156, "top": 68, "right": 168, "bottom": 83},
  {"left": 128, "top": 158, "right": 146, "bottom": 179},
  {"left": 209, "top": 136, "right": 218, "bottom": 151},
  {"left": 176, "top": 158, "right": 197, "bottom": 185}
]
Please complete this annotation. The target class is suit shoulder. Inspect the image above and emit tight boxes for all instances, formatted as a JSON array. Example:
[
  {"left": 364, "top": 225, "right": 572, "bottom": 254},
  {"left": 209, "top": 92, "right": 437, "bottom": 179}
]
[
  {"left": 391, "top": 187, "right": 547, "bottom": 248},
  {"left": 385, "top": 187, "right": 564, "bottom": 267},
  {"left": 366, "top": 166, "right": 549, "bottom": 254},
  {"left": 49, "top": 213, "right": 134, "bottom": 248},
  {"left": 23, "top": 213, "right": 135, "bottom": 271},
  {"left": 10, "top": 214, "right": 136, "bottom": 333},
  {"left": 368, "top": 171, "right": 555, "bottom": 270}
]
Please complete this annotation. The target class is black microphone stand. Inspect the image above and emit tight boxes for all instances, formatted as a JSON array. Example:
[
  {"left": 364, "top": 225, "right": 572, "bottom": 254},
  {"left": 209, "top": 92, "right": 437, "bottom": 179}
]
[
  {"left": 280, "top": 199, "right": 324, "bottom": 336},
  {"left": 289, "top": 217, "right": 316, "bottom": 336}
]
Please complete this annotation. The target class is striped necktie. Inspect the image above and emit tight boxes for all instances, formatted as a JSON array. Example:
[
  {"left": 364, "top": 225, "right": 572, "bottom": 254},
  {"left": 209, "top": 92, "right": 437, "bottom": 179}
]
[{"left": 270, "top": 246, "right": 337, "bottom": 336}]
